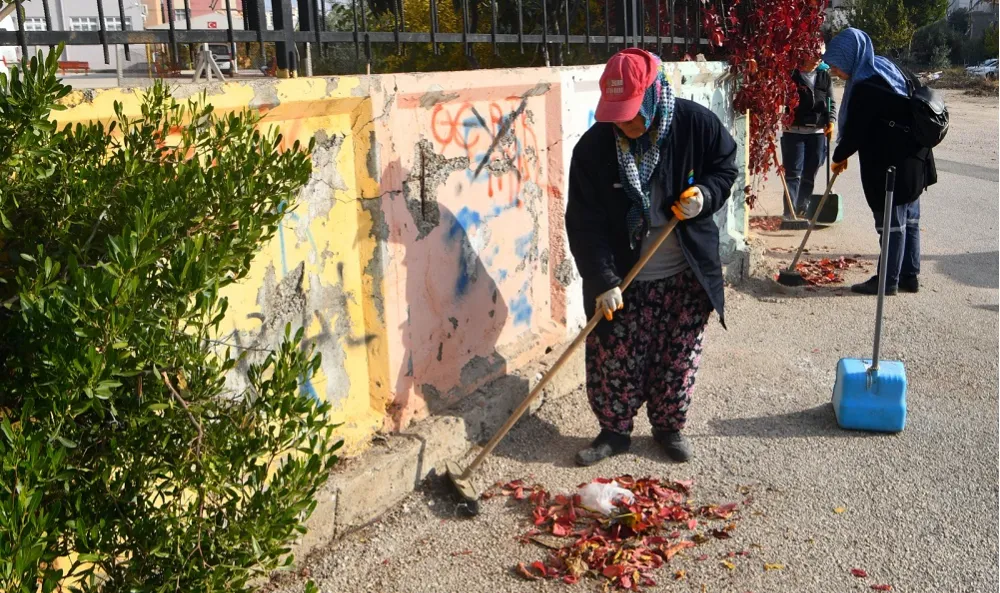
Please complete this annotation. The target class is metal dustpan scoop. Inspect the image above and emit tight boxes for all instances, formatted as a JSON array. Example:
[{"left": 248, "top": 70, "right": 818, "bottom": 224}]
[{"left": 804, "top": 101, "right": 844, "bottom": 226}]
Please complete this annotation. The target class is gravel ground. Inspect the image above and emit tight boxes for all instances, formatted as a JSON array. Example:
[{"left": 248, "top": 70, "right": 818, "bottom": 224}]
[{"left": 265, "top": 90, "right": 999, "bottom": 593}]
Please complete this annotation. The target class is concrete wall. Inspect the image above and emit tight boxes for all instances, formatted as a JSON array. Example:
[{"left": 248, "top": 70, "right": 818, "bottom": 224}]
[{"left": 51, "top": 61, "right": 748, "bottom": 457}]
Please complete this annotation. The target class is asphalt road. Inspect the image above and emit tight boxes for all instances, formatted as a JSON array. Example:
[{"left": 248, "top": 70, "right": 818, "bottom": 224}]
[{"left": 267, "top": 90, "right": 999, "bottom": 593}]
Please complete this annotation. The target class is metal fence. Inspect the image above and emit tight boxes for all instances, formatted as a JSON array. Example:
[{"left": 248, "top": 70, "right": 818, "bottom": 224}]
[{"left": 0, "top": 0, "right": 728, "bottom": 76}]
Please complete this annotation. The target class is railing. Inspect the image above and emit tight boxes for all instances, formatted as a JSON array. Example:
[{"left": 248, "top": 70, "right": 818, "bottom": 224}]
[{"left": 0, "top": 0, "right": 728, "bottom": 75}]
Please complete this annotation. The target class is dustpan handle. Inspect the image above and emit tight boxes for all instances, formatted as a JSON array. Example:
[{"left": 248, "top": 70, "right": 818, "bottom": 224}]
[
  {"left": 826, "top": 98, "right": 832, "bottom": 185},
  {"left": 871, "top": 166, "right": 896, "bottom": 373}
]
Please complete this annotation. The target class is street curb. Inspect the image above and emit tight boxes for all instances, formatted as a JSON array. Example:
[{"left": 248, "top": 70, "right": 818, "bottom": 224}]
[{"left": 291, "top": 341, "right": 585, "bottom": 559}]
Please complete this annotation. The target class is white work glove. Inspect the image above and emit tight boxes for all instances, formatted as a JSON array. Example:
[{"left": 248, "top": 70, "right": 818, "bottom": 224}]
[
  {"left": 670, "top": 186, "right": 704, "bottom": 220},
  {"left": 596, "top": 286, "right": 623, "bottom": 321}
]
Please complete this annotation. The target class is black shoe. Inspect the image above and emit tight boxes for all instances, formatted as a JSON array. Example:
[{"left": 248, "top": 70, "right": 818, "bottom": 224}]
[
  {"left": 850, "top": 276, "right": 897, "bottom": 296},
  {"left": 899, "top": 275, "right": 919, "bottom": 293},
  {"left": 575, "top": 429, "right": 631, "bottom": 467},
  {"left": 653, "top": 430, "right": 693, "bottom": 463}
]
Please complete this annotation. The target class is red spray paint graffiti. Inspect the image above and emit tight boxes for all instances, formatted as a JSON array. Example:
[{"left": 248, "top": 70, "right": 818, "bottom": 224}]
[{"left": 429, "top": 98, "right": 541, "bottom": 204}]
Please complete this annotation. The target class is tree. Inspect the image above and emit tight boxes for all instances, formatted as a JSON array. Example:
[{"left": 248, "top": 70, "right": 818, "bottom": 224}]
[
  {"left": 984, "top": 22, "right": 999, "bottom": 59},
  {"left": 911, "top": 20, "right": 957, "bottom": 67},
  {"left": 0, "top": 48, "right": 340, "bottom": 592},
  {"left": 904, "top": 0, "right": 948, "bottom": 30},
  {"left": 947, "top": 7, "right": 972, "bottom": 37},
  {"left": 844, "top": 0, "right": 916, "bottom": 57}
]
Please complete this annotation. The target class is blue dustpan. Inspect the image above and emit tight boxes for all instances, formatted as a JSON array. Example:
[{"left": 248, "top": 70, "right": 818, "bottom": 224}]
[{"left": 832, "top": 167, "right": 907, "bottom": 433}]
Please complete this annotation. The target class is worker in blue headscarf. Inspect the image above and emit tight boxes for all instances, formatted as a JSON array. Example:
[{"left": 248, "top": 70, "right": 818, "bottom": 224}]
[{"left": 824, "top": 28, "right": 937, "bottom": 296}]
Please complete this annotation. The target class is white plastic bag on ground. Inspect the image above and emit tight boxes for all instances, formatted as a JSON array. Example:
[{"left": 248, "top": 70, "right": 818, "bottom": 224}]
[{"left": 577, "top": 481, "right": 635, "bottom": 515}]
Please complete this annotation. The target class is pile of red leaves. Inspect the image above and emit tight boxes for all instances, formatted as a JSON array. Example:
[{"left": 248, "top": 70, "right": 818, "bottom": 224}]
[
  {"left": 496, "top": 476, "right": 743, "bottom": 590},
  {"left": 749, "top": 216, "right": 783, "bottom": 232},
  {"left": 794, "top": 257, "right": 866, "bottom": 286}
]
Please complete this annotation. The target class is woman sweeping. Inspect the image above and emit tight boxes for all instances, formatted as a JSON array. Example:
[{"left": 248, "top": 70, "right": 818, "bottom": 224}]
[
  {"left": 824, "top": 28, "right": 937, "bottom": 295},
  {"left": 566, "top": 49, "right": 738, "bottom": 466}
]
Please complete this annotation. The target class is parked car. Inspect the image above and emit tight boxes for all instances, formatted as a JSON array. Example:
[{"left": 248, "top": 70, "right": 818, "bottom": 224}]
[
  {"left": 207, "top": 44, "right": 234, "bottom": 76},
  {"left": 966, "top": 58, "right": 998, "bottom": 79}
]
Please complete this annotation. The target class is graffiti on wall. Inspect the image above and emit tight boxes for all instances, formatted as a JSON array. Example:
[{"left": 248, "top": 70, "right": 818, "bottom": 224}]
[{"left": 429, "top": 96, "right": 541, "bottom": 206}]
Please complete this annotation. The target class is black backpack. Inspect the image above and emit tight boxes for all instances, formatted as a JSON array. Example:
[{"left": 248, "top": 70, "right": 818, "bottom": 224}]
[{"left": 888, "top": 59, "right": 949, "bottom": 149}]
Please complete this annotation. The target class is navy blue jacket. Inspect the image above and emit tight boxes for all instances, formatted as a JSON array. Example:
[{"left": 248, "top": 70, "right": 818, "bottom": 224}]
[{"left": 566, "top": 99, "right": 739, "bottom": 334}]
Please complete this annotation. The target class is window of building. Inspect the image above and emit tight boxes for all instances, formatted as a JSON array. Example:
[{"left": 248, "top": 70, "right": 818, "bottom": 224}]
[
  {"left": 23, "top": 17, "right": 47, "bottom": 32},
  {"left": 174, "top": 9, "right": 189, "bottom": 22},
  {"left": 104, "top": 16, "right": 132, "bottom": 31},
  {"left": 69, "top": 16, "right": 132, "bottom": 32}
]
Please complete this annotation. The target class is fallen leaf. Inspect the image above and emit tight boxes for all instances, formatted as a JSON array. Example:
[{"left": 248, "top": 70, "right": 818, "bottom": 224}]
[
  {"left": 764, "top": 563, "right": 785, "bottom": 571},
  {"left": 851, "top": 568, "right": 869, "bottom": 578},
  {"left": 450, "top": 550, "right": 473, "bottom": 557},
  {"left": 687, "top": 518, "right": 699, "bottom": 530},
  {"left": 528, "top": 534, "right": 564, "bottom": 550},
  {"left": 382, "top": 559, "right": 390, "bottom": 565},
  {"left": 834, "top": 507, "right": 846, "bottom": 514},
  {"left": 674, "top": 569, "right": 687, "bottom": 580},
  {"left": 663, "top": 540, "right": 695, "bottom": 560},
  {"left": 870, "top": 586, "right": 893, "bottom": 591},
  {"left": 515, "top": 562, "right": 541, "bottom": 581},
  {"left": 697, "top": 554, "right": 710, "bottom": 561},
  {"left": 721, "top": 560, "right": 736, "bottom": 570},
  {"left": 565, "top": 556, "right": 588, "bottom": 577},
  {"left": 562, "top": 575, "right": 579, "bottom": 584},
  {"left": 711, "top": 529, "right": 732, "bottom": 540},
  {"left": 603, "top": 565, "right": 625, "bottom": 578}
]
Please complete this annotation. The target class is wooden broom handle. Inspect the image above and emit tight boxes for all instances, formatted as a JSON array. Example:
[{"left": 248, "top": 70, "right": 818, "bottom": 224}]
[{"left": 461, "top": 218, "right": 681, "bottom": 479}]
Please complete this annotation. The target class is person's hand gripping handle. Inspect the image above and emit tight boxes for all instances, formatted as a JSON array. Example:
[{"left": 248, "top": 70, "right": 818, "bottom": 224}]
[
  {"left": 596, "top": 287, "right": 623, "bottom": 321},
  {"left": 671, "top": 186, "right": 704, "bottom": 221}
]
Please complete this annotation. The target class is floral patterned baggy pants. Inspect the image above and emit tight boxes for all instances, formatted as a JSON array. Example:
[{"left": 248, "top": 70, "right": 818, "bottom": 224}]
[{"left": 585, "top": 269, "right": 713, "bottom": 435}]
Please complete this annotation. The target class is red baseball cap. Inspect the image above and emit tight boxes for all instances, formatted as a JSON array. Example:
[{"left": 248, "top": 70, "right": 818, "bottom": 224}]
[{"left": 595, "top": 49, "right": 660, "bottom": 123}]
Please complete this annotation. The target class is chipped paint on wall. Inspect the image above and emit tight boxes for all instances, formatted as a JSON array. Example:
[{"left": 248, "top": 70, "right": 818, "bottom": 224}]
[{"left": 51, "top": 61, "right": 744, "bottom": 454}]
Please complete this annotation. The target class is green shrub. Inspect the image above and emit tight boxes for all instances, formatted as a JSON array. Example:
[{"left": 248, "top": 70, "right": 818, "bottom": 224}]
[
  {"left": 0, "top": 48, "right": 339, "bottom": 592},
  {"left": 911, "top": 19, "right": 961, "bottom": 67}
]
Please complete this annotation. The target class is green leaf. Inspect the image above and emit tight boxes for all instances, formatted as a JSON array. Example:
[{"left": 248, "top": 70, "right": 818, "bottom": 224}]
[{"left": 55, "top": 436, "right": 78, "bottom": 449}]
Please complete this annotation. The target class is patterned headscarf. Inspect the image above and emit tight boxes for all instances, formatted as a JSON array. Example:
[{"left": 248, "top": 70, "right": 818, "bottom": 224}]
[{"left": 613, "top": 65, "right": 676, "bottom": 249}]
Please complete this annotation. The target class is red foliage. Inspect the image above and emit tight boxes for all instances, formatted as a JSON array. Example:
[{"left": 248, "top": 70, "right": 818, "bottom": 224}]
[
  {"left": 501, "top": 477, "right": 745, "bottom": 591},
  {"left": 708, "top": 0, "right": 827, "bottom": 207},
  {"left": 795, "top": 256, "right": 866, "bottom": 286}
]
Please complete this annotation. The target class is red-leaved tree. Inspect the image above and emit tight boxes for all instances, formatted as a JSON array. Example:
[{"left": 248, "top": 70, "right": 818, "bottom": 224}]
[{"left": 707, "top": 0, "right": 827, "bottom": 207}]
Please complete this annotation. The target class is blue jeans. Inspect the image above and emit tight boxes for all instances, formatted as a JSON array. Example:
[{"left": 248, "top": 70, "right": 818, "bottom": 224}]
[
  {"left": 780, "top": 132, "right": 827, "bottom": 216},
  {"left": 873, "top": 199, "right": 921, "bottom": 286}
]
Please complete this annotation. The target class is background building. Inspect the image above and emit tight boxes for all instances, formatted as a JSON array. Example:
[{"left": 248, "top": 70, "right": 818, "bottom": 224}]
[{"left": 20, "top": 0, "right": 148, "bottom": 71}]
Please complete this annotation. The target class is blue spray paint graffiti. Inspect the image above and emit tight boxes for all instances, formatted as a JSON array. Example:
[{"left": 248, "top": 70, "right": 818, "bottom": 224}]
[
  {"left": 449, "top": 207, "right": 483, "bottom": 297},
  {"left": 509, "top": 280, "right": 533, "bottom": 326},
  {"left": 514, "top": 232, "right": 534, "bottom": 259}
]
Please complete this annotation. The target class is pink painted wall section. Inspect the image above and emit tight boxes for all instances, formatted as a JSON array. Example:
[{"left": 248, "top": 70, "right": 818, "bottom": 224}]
[{"left": 370, "top": 71, "right": 570, "bottom": 430}]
